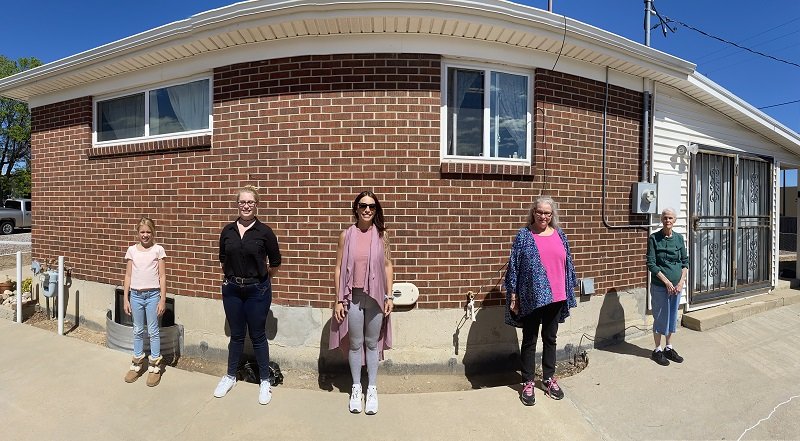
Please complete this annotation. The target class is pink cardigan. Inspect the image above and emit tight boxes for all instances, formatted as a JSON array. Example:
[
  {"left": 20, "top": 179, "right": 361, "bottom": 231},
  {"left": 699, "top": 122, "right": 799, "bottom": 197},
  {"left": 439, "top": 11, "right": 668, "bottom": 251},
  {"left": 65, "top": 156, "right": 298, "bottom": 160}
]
[{"left": 328, "top": 224, "right": 393, "bottom": 357}]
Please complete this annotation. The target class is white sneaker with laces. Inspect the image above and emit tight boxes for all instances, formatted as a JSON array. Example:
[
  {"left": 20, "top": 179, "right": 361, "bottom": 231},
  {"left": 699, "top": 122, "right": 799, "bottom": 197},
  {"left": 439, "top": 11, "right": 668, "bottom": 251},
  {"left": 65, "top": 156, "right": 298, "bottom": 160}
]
[
  {"left": 365, "top": 385, "right": 378, "bottom": 415},
  {"left": 259, "top": 380, "right": 272, "bottom": 405},
  {"left": 349, "top": 384, "right": 363, "bottom": 413},
  {"left": 214, "top": 375, "right": 236, "bottom": 398}
]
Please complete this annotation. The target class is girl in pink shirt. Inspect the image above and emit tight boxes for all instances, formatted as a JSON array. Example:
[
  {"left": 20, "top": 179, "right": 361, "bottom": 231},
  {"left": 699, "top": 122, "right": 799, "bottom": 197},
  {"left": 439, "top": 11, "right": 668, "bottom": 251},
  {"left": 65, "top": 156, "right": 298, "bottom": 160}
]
[{"left": 122, "top": 217, "right": 167, "bottom": 387}]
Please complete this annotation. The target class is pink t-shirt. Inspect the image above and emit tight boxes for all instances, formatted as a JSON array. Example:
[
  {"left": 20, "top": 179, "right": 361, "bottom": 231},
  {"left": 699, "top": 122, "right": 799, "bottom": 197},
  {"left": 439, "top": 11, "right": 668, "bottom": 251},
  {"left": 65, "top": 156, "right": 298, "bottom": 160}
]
[
  {"left": 532, "top": 231, "right": 567, "bottom": 302},
  {"left": 351, "top": 226, "right": 372, "bottom": 289},
  {"left": 125, "top": 244, "right": 166, "bottom": 290}
]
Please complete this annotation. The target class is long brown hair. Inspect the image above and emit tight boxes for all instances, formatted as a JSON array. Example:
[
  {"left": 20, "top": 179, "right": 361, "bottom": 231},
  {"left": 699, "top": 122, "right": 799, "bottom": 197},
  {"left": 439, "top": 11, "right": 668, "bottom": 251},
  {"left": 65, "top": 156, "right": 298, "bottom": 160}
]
[{"left": 351, "top": 190, "right": 386, "bottom": 234}]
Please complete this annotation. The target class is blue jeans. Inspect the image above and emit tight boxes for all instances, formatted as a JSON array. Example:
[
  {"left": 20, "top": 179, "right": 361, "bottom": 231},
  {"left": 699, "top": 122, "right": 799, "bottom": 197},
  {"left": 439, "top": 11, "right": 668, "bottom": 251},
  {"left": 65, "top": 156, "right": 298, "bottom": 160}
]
[
  {"left": 222, "top": 277, "right": 272, "bottom": 381},
  {"left": 651, "top": 283, "right": 681, "bottom": 335},
  {"left": 130, "top": 288, "right": 161, "bottom": 359}
]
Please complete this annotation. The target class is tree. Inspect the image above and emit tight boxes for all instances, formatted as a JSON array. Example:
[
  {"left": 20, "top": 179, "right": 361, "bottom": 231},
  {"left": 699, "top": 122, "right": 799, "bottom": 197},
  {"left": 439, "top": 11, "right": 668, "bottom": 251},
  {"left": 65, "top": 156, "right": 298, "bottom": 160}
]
[{"left": 0, "top": 56, "right": 41, "bottom": 198}]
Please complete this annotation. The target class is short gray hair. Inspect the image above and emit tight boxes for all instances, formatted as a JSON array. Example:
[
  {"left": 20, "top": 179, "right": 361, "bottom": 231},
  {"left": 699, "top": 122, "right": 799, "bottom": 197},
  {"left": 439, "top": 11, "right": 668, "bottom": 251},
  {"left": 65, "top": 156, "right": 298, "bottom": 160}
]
[
  {"left": 527, "top": 196, "right": 560, "bottom": 229},
  {"left": 661, "top": 207, "right": 677, "bottom": 219}
]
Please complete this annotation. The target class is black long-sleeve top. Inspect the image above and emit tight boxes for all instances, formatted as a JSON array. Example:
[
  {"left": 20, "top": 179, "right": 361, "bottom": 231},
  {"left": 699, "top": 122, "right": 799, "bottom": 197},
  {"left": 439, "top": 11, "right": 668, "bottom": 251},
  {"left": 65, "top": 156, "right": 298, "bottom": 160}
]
[{"left": 219, "top": 218, "right": 281, "bottom": 279}]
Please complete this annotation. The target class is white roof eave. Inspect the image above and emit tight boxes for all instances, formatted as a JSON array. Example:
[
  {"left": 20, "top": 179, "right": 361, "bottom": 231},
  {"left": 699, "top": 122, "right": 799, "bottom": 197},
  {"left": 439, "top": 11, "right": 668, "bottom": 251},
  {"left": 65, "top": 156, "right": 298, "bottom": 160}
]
[
  {"left": 680, "top": 72, "right": 800, "bottom": 155},
  {"left": 0, "top": 0, "right": 694, "bottom": 101}
]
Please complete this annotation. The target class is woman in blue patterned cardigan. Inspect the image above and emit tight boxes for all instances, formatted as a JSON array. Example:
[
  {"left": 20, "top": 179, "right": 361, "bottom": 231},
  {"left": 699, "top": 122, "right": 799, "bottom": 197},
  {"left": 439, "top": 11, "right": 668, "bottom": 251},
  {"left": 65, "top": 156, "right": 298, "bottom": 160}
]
[{"left": 505, "top": 196, "right": 577, "bottom": 406}]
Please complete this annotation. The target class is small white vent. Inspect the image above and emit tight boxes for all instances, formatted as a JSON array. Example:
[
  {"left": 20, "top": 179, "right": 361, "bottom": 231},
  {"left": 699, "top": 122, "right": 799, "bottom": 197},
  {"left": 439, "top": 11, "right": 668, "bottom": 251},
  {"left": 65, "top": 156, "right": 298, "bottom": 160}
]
[{"left": 391, "top": 282, "right": 419, "bottom": 306}]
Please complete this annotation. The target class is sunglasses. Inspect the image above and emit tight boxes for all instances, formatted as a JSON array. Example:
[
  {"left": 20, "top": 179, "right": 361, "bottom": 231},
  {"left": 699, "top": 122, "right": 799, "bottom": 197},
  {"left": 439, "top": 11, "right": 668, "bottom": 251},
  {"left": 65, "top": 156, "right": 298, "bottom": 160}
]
[{"left": 358, "top": 203, "right": 377, "bottom": 210}]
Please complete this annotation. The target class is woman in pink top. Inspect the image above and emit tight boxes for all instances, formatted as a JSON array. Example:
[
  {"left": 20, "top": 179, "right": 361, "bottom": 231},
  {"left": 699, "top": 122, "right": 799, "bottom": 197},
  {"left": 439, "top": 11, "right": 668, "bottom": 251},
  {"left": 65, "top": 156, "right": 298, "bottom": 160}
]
[
  {"left": 330, "top": 191, "right": 394, "bottom": 415},
  {"left": 505, "top": 196, "right": 577, "bottom": 406},
  {"left": 122, "top": 217, "right": 167, "bottom": 387}
]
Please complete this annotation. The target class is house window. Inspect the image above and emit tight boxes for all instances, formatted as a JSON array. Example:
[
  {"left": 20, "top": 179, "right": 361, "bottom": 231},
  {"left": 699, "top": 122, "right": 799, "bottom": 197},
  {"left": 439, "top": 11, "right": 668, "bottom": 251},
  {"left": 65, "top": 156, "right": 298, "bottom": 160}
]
[
  {"left": 95, "top": 78, "right": 210, "bottom": 143},
  {"left": 444, "top": 65, "right": 531, "bottom": 160}
]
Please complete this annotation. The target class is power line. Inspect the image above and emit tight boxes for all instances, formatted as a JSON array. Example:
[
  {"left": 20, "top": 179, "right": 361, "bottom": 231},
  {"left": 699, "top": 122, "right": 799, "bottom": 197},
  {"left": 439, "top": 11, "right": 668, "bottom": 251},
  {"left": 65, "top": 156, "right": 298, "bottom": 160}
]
[
  {"left": 699, "top": 27, "right": 800, "bottom": 67},
  {"left": 693, "top": 16, "right": 800, "bottom": 63},
  {"left": 758, "top": 99, "right": 800, "bottom": 110},
  {"left": 665, "top": 18, "right": 800, "bottom": 69}
]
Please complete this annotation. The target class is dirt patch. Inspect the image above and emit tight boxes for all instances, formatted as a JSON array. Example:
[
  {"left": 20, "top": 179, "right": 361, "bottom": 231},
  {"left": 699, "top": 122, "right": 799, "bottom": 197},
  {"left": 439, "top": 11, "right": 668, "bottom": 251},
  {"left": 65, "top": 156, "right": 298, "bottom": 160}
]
[
  {"left": 20, "top": 309, "right": 588, "bottom": 393},
  {"left": 25, "top": 309, "right": 106, "bottom": 347}
]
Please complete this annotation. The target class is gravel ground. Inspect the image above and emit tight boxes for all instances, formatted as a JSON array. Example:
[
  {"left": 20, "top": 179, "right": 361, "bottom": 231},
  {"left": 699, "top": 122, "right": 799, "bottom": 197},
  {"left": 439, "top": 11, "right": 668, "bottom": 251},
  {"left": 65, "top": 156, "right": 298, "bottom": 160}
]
[{"left": 0, "top": 231, "right": 32, "bottom": 268}]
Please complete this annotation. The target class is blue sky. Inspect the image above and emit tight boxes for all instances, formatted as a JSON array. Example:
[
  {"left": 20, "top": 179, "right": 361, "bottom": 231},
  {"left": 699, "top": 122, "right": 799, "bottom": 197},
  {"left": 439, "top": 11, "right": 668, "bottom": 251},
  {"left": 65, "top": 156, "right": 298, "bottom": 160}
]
[{"left": 4, "top": 0, "right": 800, "bottom": 135}]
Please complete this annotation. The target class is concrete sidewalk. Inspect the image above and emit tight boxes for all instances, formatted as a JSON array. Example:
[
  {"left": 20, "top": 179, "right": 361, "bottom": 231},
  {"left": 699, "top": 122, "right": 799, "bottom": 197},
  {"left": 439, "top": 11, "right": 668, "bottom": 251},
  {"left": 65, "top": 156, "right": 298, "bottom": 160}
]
[
  {"left": 0, "top": 318, "right": 596, "bottom": 441},
  {"left": 2, "top": 302, "right": 800, "bottom": 440}
]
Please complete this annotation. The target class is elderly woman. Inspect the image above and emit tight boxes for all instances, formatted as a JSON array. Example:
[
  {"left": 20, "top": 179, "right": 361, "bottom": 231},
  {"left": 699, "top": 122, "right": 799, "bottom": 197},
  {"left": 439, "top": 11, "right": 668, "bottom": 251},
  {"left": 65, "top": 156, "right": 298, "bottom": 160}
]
[
  {"left": 646, "top": 207, "right": 688, "bottom": 366},
  {"left": 505, "top": 196, "right": 577, "bottom": 406}
]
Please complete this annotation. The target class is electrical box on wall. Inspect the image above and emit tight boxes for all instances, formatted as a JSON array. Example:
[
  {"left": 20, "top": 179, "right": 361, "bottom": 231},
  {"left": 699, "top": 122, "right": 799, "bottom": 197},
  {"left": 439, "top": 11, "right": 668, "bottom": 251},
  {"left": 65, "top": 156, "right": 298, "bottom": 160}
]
[
  {"left": 656, "top": 173, "right": 682, "bottom": 214},
  {"left": 631, "top": 182, "right": 658, "bottom": 214}
]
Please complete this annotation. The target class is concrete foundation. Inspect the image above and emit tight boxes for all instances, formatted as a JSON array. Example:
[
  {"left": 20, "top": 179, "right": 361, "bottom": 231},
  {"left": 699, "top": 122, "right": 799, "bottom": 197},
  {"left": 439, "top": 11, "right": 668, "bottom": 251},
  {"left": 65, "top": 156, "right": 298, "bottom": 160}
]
[{"left": 37, "top": 277, "right": 655, "bottom": 373}]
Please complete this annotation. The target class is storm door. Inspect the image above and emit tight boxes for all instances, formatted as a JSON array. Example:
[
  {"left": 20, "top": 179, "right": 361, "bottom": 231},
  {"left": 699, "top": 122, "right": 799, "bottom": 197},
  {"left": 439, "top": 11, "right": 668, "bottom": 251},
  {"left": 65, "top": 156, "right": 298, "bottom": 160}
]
[{"left": 689, "top": 152, "right": 772, "bottom": 304}]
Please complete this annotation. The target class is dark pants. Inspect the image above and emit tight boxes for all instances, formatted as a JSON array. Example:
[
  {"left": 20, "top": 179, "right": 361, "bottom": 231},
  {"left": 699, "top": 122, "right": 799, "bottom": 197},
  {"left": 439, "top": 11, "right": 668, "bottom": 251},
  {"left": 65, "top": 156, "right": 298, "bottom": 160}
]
[
  {"left": 520, "top": 301, "right": 564, "bottom": 382},
  {"left": 222, "top": 277, "right": 272, "bottom": 381}
]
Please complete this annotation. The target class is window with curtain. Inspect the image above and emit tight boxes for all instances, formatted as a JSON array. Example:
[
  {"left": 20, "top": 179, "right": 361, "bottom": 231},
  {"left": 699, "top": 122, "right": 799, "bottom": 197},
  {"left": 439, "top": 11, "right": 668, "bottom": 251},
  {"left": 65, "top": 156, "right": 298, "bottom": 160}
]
[
  {"left": 445, "top": 66, "right": 530, "bottom": 160},
  {"left": 95, "top": 78, "right": 210, "bottom": 143}
]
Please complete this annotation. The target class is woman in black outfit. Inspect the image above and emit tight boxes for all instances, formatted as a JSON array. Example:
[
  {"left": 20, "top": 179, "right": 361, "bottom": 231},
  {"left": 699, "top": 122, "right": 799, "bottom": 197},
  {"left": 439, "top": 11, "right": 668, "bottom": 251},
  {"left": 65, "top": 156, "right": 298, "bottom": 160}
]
[{"left": 213, "top": 185, "right": 282, "bottom": 405}]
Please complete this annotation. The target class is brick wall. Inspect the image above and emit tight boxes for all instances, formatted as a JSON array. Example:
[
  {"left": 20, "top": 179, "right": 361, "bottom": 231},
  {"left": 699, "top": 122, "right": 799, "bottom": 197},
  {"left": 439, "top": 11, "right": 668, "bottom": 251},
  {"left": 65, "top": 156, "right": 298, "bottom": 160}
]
[
  {"left": 533, "top": 69, "right": 649, "bottom": 295},
  {"left": 30, "top": 54, "right": 647, "bottom": 310}
]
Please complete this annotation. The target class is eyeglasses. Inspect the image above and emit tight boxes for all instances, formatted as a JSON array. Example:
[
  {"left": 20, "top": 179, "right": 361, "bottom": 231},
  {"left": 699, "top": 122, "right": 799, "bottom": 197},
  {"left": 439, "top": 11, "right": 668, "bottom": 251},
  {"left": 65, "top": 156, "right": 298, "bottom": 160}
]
[
  {"left": 238, "top": 200, "right": 257, "bottom": 206},
  {"left": 358, "top": 203, "right": 377, "bottom": 210},
  {"left": 535, "top": 210, "right": 553, "bottom": 218}
]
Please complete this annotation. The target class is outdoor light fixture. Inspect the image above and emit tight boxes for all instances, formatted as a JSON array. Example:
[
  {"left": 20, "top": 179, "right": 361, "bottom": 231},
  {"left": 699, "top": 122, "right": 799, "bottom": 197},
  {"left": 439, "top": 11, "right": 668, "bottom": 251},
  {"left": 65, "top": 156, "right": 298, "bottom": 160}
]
[{"left": 676, "top": 143, "right": 699, "bottom": 157}]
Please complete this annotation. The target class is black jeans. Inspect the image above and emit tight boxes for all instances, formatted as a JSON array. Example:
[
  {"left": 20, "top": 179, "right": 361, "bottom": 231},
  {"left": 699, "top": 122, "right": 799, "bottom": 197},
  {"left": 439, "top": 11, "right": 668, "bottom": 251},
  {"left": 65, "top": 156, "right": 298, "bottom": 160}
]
[
  {"left": 520, "top": 301, "right": 565, "bottom": 382},
  {"left": 222, "top": 277, "right": 272, "bottom": 381}
]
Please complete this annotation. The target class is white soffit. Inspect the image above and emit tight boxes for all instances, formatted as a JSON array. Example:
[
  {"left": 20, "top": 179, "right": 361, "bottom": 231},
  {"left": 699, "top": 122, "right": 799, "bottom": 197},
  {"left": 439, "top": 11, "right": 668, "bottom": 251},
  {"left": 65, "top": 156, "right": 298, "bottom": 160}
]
[{"left": 0, "top": 0, "right": 692, "bottom": 102}]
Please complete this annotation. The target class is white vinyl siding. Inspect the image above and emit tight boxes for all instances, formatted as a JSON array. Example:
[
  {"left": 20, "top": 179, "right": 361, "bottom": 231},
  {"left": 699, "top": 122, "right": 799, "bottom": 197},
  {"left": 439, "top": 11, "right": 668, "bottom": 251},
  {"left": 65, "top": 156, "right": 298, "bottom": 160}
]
[{"left": 652, "top": 83, "right": 796, "bottom": 293}]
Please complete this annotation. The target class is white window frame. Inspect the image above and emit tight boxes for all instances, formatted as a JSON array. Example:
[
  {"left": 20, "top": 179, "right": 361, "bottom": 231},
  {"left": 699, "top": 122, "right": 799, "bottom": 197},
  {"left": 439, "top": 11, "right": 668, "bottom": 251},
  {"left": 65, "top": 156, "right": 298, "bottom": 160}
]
[
  {"left": 440, "top": 61, "right": 533, "bottom": 163},
  {"left": 92, "top": 74, "right": 213, "bottom": 146}
]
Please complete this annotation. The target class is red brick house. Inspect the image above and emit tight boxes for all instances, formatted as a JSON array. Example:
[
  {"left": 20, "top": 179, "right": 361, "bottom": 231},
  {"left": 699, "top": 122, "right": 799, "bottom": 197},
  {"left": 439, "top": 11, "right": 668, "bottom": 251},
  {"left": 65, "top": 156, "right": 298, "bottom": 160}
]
[{"left": 2, "top": 0, "right": 799, "bottom": 370}]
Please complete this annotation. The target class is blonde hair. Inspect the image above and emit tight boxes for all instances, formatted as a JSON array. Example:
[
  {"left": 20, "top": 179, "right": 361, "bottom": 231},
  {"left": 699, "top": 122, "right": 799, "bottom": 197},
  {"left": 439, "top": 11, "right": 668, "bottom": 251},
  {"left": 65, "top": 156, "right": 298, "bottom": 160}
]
[
  {"left": 136, "top": 217, "right": 156, "bottom": 235},
  {"left": 236, "top": 185, "right": 260, "bottom": 203}
]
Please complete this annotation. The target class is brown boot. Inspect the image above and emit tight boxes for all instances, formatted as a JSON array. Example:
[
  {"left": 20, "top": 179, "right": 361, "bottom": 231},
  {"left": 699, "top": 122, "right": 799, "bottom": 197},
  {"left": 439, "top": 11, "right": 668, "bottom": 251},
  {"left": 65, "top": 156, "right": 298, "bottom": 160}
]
[
  {"left": 146, "top": 355, "right": 164, "bottom": 387},
  {"left": 124, "top": 355, "right": 146, "bottom": 383}
]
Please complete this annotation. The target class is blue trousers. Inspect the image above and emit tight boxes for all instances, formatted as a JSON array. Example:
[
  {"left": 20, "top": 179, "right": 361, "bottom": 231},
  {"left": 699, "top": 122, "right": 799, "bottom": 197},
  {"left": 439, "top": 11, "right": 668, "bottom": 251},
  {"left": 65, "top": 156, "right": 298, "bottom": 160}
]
[
  {"left": 130, "top": 288, "right": 161, "bottom": 359},
  {"left": 651, "top": 283, "right": 681, "bottom": 335},
  {"left": 222, "top": 278, "right": 272, "bottom": 381}
]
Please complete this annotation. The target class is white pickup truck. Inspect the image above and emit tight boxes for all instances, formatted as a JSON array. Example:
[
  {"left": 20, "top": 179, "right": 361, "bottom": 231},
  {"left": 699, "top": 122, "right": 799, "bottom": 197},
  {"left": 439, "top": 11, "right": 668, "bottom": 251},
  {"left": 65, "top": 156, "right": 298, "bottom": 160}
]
[{"left": 0, "top": 198, "right": 31, "bottom": 234}]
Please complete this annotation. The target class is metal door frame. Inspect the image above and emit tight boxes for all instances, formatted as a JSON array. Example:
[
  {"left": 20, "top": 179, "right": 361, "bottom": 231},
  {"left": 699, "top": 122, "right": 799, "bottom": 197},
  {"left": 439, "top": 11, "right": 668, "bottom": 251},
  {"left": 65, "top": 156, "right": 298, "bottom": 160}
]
[{"left": 688, "top": 148, "right": 773, "bottom": 305}]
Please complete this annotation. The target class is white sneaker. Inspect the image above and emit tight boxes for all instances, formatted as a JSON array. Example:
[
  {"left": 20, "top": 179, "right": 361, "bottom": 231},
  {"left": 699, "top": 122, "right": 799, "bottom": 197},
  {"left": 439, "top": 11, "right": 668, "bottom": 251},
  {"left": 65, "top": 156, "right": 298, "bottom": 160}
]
[
  {"left": 365, "top": 385, "right": 378, "bottom": 415},
  {"left": 349, "top": 384, "right": 363, "bottom": 413},
  {"left": 214, "top": 375, "right": 236, "bottom": 398},
  {"left": 259, "top": 380, "right": 272, "bottom": 405}
]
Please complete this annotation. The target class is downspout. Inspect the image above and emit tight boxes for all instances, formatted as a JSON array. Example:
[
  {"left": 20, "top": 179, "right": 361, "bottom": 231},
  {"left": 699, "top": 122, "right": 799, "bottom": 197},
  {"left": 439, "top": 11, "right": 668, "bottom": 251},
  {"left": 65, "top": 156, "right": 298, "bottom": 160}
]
[
  {"left": 601, "top": 66, "right": 649, "bottom": 231},
  {"left": 641, "top": 88, "right": 651, "bottom": 181}
]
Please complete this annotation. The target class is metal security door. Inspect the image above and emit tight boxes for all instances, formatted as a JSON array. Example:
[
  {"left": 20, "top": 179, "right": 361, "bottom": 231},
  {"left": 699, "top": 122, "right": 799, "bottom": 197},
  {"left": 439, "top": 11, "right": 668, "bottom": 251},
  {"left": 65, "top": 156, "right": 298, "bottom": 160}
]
[
  {"left": 690, "top": 152, "right": 772, "bottom": 304},
  {"left": 736, "top": 158, "right": 771, "bottom": 292}
]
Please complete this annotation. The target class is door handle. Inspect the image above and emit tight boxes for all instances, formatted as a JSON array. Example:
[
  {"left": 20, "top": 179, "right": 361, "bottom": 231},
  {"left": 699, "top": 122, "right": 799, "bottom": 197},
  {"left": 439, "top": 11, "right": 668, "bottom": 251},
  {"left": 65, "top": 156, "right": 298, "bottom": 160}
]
[{"left": 692, "top": 216, "right": 700, "bottom": 232}]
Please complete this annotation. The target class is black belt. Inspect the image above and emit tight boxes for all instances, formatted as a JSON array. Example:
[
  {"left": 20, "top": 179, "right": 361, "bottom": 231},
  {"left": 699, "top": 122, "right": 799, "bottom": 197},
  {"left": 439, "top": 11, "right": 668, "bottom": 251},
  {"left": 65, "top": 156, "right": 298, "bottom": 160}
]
[{"left": 227, "top": 276, "right": 265, "bottom": 285}]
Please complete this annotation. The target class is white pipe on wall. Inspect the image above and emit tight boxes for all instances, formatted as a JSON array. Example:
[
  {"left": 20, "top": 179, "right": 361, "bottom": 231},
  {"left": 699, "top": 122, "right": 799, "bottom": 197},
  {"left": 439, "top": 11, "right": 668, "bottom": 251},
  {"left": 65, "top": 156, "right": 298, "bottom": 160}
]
[
  {"left": 15, "top": 251, "right": 21, "bottom": 324},
  {"left": 58, "top": 256, "right": 64, "bottom": 336}
]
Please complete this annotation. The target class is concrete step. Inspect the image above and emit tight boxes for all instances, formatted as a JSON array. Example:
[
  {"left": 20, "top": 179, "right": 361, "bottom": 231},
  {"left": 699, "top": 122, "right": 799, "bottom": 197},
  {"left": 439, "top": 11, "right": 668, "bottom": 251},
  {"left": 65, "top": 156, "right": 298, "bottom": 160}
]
[{"left": 682, "top": 287, "right": 800, "bottom": 331}]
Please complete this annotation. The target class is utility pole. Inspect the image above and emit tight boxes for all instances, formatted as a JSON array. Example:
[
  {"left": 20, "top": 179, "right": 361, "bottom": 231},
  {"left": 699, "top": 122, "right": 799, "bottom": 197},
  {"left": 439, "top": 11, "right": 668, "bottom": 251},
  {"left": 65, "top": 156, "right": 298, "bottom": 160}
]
[{"left": 644, "top": 0, "right": 652, "bottom": 46}]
